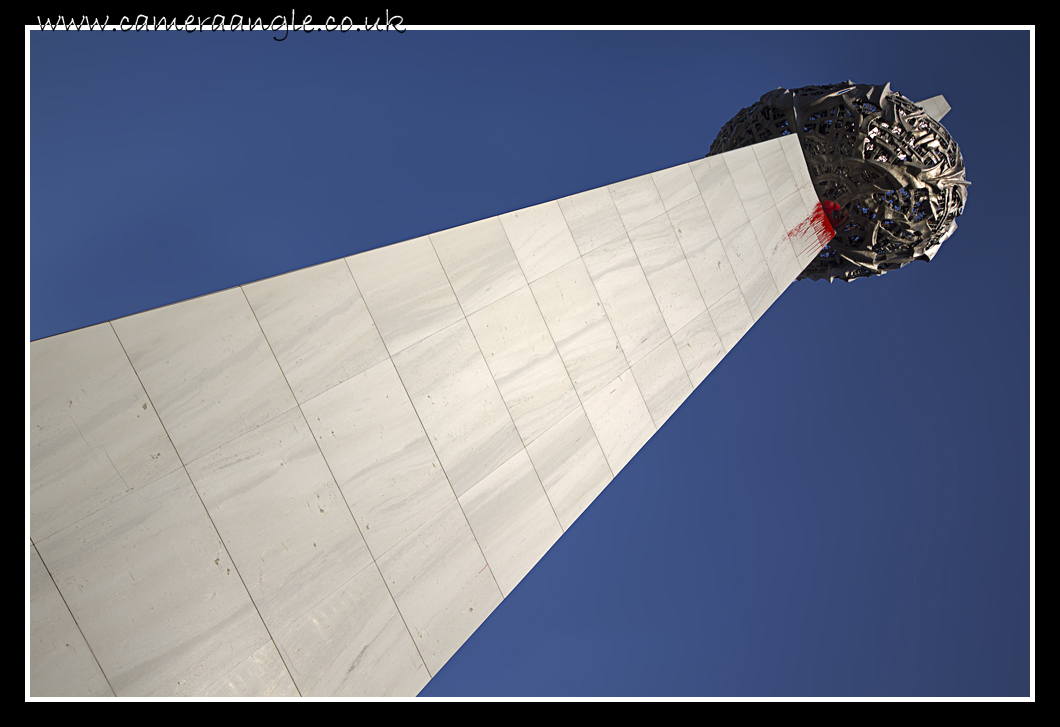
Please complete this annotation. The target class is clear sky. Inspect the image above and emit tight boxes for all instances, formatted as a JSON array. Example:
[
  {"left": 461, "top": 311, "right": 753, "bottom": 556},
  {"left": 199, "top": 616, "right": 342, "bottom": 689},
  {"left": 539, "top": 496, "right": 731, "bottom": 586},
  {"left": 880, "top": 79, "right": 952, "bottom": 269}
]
[{"left": 29, "top": 27, "right": 1032, "bottom": 697}]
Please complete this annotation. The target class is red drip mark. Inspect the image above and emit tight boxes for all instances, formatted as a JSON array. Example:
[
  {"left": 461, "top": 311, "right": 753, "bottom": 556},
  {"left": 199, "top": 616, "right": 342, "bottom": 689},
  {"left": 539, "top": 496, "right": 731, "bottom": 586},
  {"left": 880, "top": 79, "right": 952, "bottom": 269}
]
[{"left": 786, "top": 202, "right": 835, "bottom": 258}]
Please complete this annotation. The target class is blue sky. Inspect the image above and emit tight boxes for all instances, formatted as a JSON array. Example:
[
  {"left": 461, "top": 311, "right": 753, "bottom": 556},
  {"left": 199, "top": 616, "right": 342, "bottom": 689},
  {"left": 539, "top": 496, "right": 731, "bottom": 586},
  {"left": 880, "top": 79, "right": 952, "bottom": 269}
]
[{"left": 29, "top": 28, "right": 1032, "bottom": 697}]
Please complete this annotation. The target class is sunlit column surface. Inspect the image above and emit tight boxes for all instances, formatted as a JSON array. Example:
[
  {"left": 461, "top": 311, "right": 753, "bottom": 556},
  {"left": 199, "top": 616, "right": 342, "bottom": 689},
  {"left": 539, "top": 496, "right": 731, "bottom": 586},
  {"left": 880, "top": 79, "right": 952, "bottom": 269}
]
[{"left": 30, "top": 135, "right": 834, "bottom": 697}]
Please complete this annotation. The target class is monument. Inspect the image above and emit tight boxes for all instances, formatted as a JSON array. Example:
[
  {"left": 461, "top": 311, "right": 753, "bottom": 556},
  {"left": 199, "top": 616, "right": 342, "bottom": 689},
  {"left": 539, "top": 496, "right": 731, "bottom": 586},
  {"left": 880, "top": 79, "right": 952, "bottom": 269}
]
[{"left": 29, "top": 81, "right": 967, "bottom": 697}]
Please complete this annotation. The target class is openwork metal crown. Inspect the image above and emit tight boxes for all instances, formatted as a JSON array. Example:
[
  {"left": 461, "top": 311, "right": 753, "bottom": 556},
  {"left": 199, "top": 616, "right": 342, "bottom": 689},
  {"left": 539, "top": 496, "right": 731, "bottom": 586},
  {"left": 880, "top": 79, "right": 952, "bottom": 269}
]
[{"left": 709, "top": 81, "right": 969, "bottom": 282}]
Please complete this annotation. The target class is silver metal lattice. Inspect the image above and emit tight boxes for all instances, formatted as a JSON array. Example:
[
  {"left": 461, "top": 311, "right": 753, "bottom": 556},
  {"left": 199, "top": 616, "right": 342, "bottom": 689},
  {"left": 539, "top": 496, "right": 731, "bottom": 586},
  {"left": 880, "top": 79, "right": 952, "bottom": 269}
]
[{"left": 709, "top": 81, "right": 969, "bottom": 282}]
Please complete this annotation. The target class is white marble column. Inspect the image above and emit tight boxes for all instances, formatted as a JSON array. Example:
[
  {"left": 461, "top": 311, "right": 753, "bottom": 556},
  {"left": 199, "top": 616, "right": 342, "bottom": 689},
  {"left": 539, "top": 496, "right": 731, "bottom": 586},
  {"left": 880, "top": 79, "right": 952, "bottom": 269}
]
[{"left": 30, "top": 134, "right": 833, "bottom": 697}]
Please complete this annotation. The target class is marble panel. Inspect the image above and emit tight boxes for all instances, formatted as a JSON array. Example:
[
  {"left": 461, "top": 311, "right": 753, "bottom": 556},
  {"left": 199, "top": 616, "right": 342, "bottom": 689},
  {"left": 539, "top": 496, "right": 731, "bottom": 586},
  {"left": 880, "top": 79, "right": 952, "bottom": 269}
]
[
  {"left": 30, "top": 545, "right": 113, "bottom": 697},
  {"left": 609, "top": 173, "right": 666, "bottom": 234},
  {"left": 30, "top": 323, "right": 182, "bottom": 541},
  {"left": 688, "top": 154, "right": 748, "bottom": 239},
  {"left": 200, "top": 640, "right": 299, "bottom": 697},
  {"left": 300, "top": 358, "right": 453, "bottom": 559},
  {"left": 242, "top": 259, "right": 388, "bottom": 404},
  {"left": 627, "top": 212, "right": 706, "bottom": 335},
  {"left": 725, "top": 145, "right": 774, "bottom": 221},
  {"left": 721, "top": 222, "right": 779, "bottom": 321},
  {"left": 391, "top": 320, "right": 522, "bottom": 497},
  {"left": 583, "top": 235, "right": 669, "bottom": 366},
  {"left": 377, "top": 500, "right": 503, "bottom": 675},
  {"left": 749, "top": 206, "right": 803, "bottom": 296},
  {"left": 794, "top": 209, "right": 830, "bottom": 266},
  {"left": 667, "top": 195, "right": 739, "bottom": 308},
  {"left": 466, "top": 286, "right": 579, "bottom": 445},
  {"left": 274, "top": 564, "right": 428, "bottom": 697},
  {"left": 775, "top": 187, "right": 805, "bottom": 236},
  {"left": 558, "top": 186, "right": 627, "bottom": 256},
  {"left": 528, "top": 258, "right": 627, "bottom": 402},
  {"left": 112, "top": 288, "right": 297, "bottom": 465},
  {"left": 429, "top": 216, "right": 526, "bottom": 316},
  {"left": 799, "top": 182, "right": 820, "bottom": 216},
  {"left": 630, "top": 339, "right": 693, "bottom": 429},
  {"left": 777, "top": 183, "right": 834, "bottom": 268},
  {"left": 185, "top": 407, "right": 373, "bottom": 634},
  {"left": 458, "top": 450, "right": 563, "bottom": 597},
  {"left": 651, "top": 163, "right": 700, "bottom": 211},
  {"left": 582, "top": 369, "right": 655, "bottom": 476},
  {"left": 780, "top": 133, "right": 813, "bottom": 188},
  {"left": 524, "top": 406, "right": 612, "bottom": 531},
  {"left": 752, "top": 139, "right": 799, "bottom": 208},
  {"left": 499, "top": 200, "right": 580, "bottom": 282},
  {"left": 776, "top": 186, "right": 812, "bottom": 254},
  {"left": 672, "top": 309, "right": 726, "bottom": 388},
  {"left": 708, "top": 286, "right": 755, "bottom": 353},
  {"left": 345, "top": 236, "right": 463, "bottom": 355},
  {"left": 35, "top": 468, "right": 270, "bottom": 697}
]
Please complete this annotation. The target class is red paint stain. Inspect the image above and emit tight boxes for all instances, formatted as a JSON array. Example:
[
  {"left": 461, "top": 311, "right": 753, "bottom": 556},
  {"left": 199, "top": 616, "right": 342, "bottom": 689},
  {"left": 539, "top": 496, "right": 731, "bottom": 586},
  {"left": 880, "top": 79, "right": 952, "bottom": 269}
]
[
  {"left": 821, "top": 199, "right": 848, "bottom": 228},
  {"left": 786, "top": 202, "right": 835, "bottom": 258}
]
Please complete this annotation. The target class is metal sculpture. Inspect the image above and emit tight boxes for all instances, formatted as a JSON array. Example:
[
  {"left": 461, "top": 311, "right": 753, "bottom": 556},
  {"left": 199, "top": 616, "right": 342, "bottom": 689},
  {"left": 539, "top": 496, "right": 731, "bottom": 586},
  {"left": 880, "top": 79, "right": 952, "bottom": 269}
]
[{"left": 709, "top": 81, "right": 969, "bottom": 282}]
